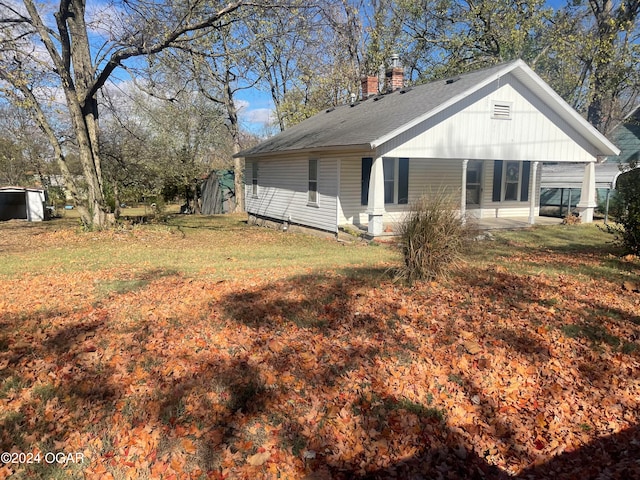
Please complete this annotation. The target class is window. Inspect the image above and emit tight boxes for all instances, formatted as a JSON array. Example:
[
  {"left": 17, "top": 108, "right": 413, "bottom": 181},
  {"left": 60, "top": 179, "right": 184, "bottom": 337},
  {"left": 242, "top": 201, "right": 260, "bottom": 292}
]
[
  {"left": 492, "top": 160, "right": 531, "bottom": 202},
  {"left": 251, "top": 162, "right": 258, "bottom": 197},
  {"left": 308, "top": 159, "right": 318, "bottom": 205},
  {"left": 383, "top": 158, "right": 395, "bottom": 204},
  {"left": 466, "top": 161, "right": 482, "bottom": 205},
  {"left": 361, "top": 157, "right": 409, "bottom": 205},
  {"left": 504, "top": 161, "right": 520, "bottom": 201}
]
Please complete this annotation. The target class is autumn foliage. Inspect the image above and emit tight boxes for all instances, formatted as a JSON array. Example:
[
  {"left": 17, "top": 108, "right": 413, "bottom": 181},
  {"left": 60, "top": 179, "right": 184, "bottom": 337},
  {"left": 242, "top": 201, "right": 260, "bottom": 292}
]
[{"left": 0, "top": 216, "right": 639, "bottom": 479}]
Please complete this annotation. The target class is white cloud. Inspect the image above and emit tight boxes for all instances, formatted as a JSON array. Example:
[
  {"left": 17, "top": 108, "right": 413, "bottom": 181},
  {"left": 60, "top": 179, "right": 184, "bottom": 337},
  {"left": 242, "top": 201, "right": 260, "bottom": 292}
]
[{"left": 244, "top": 108, "right": 275, "bottom": 125}]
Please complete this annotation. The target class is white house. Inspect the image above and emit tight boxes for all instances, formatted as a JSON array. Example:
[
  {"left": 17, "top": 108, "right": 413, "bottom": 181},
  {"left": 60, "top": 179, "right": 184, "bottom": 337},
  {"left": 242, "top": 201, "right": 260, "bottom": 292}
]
[
  {"left": 0, "top": 186, "right": 46, "bottom": 222},
  {"left": 237, "top": 60, "right": 620, "bottom": 236}
]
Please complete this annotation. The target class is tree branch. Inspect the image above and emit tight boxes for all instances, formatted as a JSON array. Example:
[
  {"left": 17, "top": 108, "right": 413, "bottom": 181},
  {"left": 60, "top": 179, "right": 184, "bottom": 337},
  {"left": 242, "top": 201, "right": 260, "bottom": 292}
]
[{"left": 87, "top": 1, "right": 245, "bottom": 103}]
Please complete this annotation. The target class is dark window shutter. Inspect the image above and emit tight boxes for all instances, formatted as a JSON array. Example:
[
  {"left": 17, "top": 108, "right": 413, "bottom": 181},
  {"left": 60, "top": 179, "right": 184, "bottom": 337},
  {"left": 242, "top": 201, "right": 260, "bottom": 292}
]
[
  {"left": 361, "top": 157, "right": 373, "bottom": 205},
  {"left": 520, "top": 161, "right": 531, "bottom": 202},
  {"left": 398, "top": 158, "right": 409, "bottom": 204},
  {"left": 492, "top": 160, "right": 503, "bottom": 202}
]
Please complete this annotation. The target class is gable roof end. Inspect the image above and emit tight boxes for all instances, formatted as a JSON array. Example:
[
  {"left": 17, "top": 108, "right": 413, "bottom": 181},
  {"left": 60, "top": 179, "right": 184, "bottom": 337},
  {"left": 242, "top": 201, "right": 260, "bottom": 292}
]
[{"left": 236, "top": 59, "right": 620, "bottom": 158}]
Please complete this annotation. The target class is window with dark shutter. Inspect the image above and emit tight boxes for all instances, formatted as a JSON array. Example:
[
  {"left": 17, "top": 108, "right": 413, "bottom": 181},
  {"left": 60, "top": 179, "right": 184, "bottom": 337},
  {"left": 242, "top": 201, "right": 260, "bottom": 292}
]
[
  {"left": 362, "top": 157, "right": 410, "bottom": 206},
  {"left": 466, "top": 160, "right": 482, "bottom": 205},
  {"left": 504, "top": 161, "right": 520, "bottom": 201},
  {"left": 251, "top": 162, "right": 258, "bottom": 197}
]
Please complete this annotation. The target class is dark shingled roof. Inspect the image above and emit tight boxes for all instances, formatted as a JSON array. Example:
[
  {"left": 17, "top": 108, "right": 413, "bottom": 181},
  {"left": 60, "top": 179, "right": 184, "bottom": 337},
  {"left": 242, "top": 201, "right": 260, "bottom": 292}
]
[{"left": 237, "top": 62, "right": 516, "bottom": 157}]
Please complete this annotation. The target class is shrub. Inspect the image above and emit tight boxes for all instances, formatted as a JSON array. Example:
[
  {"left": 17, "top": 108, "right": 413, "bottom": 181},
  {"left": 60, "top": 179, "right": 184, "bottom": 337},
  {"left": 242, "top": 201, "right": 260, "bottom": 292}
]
[
  {"left": 604, "top": 165, "right": 640, "bottom": 255},
  {"left": 561, "top": 213, "right": 581, "bottom": 225},
  {"left": 395, "top": 190, "right": 473, "bottom": 283}
]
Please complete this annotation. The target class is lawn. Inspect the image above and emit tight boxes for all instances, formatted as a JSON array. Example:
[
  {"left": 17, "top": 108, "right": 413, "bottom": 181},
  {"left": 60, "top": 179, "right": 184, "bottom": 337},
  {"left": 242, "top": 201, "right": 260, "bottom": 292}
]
[{"left": 0, "top": 215, "right": 639, "bottom": 479}]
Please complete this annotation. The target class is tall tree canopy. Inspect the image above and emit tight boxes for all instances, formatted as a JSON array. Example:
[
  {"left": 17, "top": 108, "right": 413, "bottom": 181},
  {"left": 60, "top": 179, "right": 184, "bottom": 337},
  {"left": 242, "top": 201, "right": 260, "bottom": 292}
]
[
  {"left": 0, "top": 0, "right": 638, "bottom": 230},
  {"left": 395, "top": 0, "right": 640, "bottom": 133},
  {"left": 0, "top": 0, "right": 247, "bottom": 228}
]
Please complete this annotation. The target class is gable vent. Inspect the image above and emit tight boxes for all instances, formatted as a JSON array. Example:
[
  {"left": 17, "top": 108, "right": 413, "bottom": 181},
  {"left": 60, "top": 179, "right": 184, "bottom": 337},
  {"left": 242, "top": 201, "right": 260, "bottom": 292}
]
[{"left": 492, "top": 101, "right": 512, "bottom": 119}]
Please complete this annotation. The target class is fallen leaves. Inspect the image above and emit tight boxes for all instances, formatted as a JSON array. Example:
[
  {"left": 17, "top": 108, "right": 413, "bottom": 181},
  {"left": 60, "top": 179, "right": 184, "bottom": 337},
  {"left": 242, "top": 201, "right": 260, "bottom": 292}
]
[
  {"left": 1, "top": 222, "right": 639, "bottom": 479},
  {"left": 623, "top": 280, "right": 640, "bottom": 292}
]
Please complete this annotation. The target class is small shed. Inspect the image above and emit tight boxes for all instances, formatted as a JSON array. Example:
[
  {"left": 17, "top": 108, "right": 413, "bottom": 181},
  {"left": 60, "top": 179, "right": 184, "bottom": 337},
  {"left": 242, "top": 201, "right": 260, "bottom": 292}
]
[
  {"left": 0, "top": 187, "right": 46, "bottom": 222},
  {"left": 200, "top": 170, "right": 236, "bottom": 214}
]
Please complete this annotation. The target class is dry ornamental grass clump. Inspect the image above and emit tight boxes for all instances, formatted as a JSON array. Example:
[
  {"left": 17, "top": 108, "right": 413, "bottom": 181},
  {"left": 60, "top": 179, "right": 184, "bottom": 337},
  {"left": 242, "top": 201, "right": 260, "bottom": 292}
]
[{"left": 396, "top": 191, "right": 474, "bottom": 283}]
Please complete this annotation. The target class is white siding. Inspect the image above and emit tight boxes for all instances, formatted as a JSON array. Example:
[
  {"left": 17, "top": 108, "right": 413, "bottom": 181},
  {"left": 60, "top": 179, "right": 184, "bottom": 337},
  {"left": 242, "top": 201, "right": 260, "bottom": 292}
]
[
  {"left": 338, "top": 157, "right": 463, "bottom": 226},
  {"left": 472, "top": 160, "right": 542, "bottom": 219},
  {"left": 245, "top": 157, "right": 338, "bottom": 232},
  {"left": 338, "top": 156, "right": 544, "bottom": 225},
  {"left": 337, "top": 156, "right": 364, "bottom": 225},
  {"left": 379, "top": 74, "right": 599, "bottom": 163}
]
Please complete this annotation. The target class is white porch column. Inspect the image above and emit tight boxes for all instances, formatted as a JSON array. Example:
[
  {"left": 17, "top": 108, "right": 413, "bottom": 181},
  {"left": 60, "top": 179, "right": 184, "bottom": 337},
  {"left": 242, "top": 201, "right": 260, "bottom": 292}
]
[
  {"left": 461, "top": 160, "right": 468, "bottom": 223},
  {"left": 528, "top": 161, "right": 539, "bottom": 224},
  {"left": 577, "top": 162, "right": 597, "bottom": 223},
  {"left": 367, "top": 156, "right": 385, "bottom": 236}
]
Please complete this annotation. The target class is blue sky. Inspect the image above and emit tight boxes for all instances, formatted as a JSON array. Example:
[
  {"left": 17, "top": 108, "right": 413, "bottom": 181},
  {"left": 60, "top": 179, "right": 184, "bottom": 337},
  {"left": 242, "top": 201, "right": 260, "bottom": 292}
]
[{"left": 231, "top": 0, "right": 579, "bottom": 136}]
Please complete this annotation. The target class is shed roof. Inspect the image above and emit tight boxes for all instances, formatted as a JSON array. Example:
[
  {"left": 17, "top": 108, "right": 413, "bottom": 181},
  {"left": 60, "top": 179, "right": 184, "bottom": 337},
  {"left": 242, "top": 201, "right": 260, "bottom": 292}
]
[
  {"left": 237, "top": 59, "right": 619, "bottom": 158},
  {"left": 0, "top": 186, "right": 45, "bottom": 193}
]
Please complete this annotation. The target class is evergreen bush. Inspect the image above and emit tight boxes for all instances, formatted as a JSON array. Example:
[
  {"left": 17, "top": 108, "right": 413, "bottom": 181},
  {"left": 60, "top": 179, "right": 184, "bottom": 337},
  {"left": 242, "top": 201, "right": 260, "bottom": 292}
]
[{"left": 605, "top": 165, "right": 640, "bottom": 255}]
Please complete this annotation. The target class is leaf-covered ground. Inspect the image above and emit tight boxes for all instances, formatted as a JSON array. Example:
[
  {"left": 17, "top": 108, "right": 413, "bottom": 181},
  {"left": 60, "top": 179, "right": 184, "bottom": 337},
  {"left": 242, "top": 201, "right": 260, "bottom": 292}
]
[{"left": 1, "top": 216, "right": 639, "bottom": 479}]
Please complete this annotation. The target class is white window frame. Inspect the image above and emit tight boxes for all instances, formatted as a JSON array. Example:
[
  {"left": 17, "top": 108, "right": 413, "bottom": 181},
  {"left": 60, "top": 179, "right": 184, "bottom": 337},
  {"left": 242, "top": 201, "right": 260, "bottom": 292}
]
[
  {"left": 308, "top": 158, "right": 319, "bottom": 206},
  {"left": 466, "top": 160, "right": 483, "bottom": 206},
  {"left": 503, "top": 161, "right": 521, "bottom": 201},
  {"left": 383, "top": 157, "right": 396, "bottom": 204},
  {"left": 381, "top": 157, "right": 410, "bottom": 205},
  {"left": 251, "top": 162, "right": 259, "bottom": 197}
]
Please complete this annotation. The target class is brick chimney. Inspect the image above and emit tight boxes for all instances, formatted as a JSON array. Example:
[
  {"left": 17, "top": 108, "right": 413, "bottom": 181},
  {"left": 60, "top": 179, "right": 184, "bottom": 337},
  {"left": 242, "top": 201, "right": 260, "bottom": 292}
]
[
  {"left": 385, "top": 54, "right": 404, "bottom": 92},
  {"left": 361, "top": 75, "right": 378, "bottom": 100}
]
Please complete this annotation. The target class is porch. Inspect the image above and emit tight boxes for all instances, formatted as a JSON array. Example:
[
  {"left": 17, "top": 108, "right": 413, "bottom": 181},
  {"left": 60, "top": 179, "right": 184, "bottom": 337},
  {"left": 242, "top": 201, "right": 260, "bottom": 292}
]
[
  {"left": 347, "top": 215, "right": 564, "bottom": 241},
  {"left": 471, "top": 215, "right": 564, "bottom": 230}
]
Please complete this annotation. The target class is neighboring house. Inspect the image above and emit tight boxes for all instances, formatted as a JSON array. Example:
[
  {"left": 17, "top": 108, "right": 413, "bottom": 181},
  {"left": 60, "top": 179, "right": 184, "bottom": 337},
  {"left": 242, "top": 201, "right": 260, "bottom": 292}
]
[
  {"left": 540, "top": 105, "right": 640, "bottom": 220},
  {"left": 0, "top": 186, "right": 46, "bottom": 222},
  {"left": 236, "top": 59, "right": 619, "bottom": 237},
  {"left": 540, "top": 163, "right": 636, "bottom": 221},
  {"left": 608, "top": 105, "right": 640, "bottom": 166}
]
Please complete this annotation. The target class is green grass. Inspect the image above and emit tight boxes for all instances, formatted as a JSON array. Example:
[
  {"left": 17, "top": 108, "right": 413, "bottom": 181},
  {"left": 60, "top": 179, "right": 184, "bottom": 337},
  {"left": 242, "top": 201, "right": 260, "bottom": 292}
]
[
  {"left": 560, "top": 322, "right": 622, "bottom": 349},
  {"left": 2, "top": 217, "right": 629, "bottom": 282},
  {"left": 1, "top": 214, "right": 638, "bottom": 478},
  {"left": 0, "top": 214, "right": 399, "bottom": 279},
  {"left": 468, "top": 223, "right": 631, "bottom": 282}
]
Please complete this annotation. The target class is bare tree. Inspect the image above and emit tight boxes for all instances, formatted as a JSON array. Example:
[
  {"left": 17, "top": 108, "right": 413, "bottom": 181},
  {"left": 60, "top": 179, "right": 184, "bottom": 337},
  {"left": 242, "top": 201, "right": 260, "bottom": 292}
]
[{"left": 0, "top": 0, "right": 246, "bottom": 228}]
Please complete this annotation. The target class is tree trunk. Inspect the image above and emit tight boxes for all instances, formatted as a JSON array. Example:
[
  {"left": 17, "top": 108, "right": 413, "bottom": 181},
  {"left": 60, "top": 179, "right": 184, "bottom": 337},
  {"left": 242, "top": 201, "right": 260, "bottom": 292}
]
[
  {"left": 65, "top": 97, "right": 111, "bottom": 228},
  {"left": 223, "top": 70, "right": 245, "bottom": 213}
]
